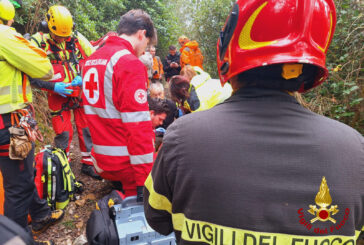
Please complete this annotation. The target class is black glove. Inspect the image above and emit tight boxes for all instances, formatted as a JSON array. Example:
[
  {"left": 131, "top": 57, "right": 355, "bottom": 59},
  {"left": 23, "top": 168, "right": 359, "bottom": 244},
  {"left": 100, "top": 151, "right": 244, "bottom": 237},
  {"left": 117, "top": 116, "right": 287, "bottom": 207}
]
[{"left": 137, "top": 186, "right": 144, "bottom": 202}]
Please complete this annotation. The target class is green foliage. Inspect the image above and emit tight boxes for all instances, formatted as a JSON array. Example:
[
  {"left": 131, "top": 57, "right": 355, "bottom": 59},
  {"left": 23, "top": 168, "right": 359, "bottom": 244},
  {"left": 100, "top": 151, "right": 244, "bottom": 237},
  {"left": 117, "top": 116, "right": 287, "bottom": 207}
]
[
  {"left": 304, "top": 0, "right": 363, "bottom": 133},
  {"left": 11, "top": 0, "right": 363, "bottom": 134},
  {"left": 123, "top": 0, "right": 181, "bottom": 59},
  {"left": 13, "top": 0, "right": 125, "bottom": 40},
  {"left": 13, "top": 0, "right": 177, "bottom": 61},
  {"left": 167, "top": 0, "right": 234, "bottom": 77},
  {"left": 191, "top": 0, "right": 234, "bottom": 77}
]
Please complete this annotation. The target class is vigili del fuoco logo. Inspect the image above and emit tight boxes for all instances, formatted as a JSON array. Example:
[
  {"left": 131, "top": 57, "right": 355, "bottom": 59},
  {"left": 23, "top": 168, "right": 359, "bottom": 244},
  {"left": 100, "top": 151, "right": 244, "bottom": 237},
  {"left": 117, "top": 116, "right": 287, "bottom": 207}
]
[
  {"left": 308, "top": 176, "right": 339, "bottom": 223},
  {"left": 297, "top": 177, "right": 350, "bottom": 234}
]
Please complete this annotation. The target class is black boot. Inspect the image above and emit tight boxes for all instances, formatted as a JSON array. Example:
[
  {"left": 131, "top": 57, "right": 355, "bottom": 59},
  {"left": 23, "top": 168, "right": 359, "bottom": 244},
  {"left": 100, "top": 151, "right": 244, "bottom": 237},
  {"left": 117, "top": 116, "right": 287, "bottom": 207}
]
[
  {"left": 81, "top": 164, "right": 102, "bottom": 180},
  {"left": 32, "top": 209, "right": 64, "bottom": 235}
]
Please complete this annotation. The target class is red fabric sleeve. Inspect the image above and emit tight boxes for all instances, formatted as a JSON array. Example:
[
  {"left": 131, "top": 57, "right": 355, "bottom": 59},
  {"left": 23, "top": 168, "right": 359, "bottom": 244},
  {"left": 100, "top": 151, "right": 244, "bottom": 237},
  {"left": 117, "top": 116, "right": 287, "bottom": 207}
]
[{"left": 114, "top": 58, "right": 155, "bottom": 186}]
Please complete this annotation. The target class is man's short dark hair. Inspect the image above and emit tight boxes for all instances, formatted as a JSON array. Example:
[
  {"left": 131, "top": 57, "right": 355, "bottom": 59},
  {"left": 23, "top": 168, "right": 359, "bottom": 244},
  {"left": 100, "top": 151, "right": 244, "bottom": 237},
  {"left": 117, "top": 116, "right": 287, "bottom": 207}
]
[
  {"left": 148, "top": 97, "right": 170, "bottom": 115},
  {"left": 169, "top": 45, "right": 176, "bottom": 51},
  {"left": 237, "top": 64, "right": 318, "bottom": 91},
  {"left": 117, "top": 9, "right": 156, "bottom": 45}
]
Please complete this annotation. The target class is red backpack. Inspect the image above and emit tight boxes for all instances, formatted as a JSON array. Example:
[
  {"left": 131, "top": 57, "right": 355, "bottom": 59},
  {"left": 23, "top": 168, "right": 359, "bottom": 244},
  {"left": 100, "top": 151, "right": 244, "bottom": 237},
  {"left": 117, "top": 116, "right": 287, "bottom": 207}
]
[{"left": 34, "top": 146, "right": 83, "bottom": 210}]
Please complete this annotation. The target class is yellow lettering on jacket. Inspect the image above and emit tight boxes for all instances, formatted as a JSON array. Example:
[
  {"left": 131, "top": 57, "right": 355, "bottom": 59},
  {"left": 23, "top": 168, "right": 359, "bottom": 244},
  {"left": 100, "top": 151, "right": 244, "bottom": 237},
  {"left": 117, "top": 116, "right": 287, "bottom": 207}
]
[{"left": 181, "top": 218, "right": 356, "bottom": 245}]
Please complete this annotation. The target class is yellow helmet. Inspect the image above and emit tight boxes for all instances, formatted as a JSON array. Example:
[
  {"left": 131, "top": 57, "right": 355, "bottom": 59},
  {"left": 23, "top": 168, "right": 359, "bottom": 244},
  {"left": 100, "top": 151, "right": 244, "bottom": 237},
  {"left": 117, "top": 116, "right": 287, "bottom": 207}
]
[
  {"left": 0, "top": 0, "right": 15, "bottom": 21},
  {"left": 46, "top": 5, "right": 73, "bottom": 37}
]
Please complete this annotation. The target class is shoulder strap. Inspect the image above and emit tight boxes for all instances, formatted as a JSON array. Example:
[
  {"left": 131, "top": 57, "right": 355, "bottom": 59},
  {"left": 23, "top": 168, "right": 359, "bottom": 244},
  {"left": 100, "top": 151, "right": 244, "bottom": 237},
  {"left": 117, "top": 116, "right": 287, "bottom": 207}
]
[
  {"left": 31, "top": 32, "right": 47, "bottom": 50},
  {"left": 46, "top": 154, "right": 56, "bottom": 209},
  {"left": 30, "top": 36, "right": 41, "bottom": 48},
  {"left": 72, "top": 33, "right": 88, "bottom": 59},
  {"left": 53, "top": 149, "right": 75, "bottom": 194}
]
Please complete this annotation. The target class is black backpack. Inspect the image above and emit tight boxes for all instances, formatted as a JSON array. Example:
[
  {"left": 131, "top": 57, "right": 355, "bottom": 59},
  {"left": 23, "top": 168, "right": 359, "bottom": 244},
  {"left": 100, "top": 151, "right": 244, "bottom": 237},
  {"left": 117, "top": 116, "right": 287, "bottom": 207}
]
[{"left": 86, "top": 190, "right": 124, "bottom": 245}]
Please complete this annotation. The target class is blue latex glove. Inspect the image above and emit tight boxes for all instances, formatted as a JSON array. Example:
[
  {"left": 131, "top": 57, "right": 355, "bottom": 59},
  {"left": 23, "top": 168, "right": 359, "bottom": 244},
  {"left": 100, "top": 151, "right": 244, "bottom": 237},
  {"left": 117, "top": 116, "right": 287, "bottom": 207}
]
[
  {"left": 155, "top": 127, "right": 166, "bottom": 134},
  {"left": 54, "top": 82, "right": 73, "bottom": 97},
  {"left": 178, "top": 108, "right": 184, "bottom": 117},
  {"left": 71, "top": 75, "right": 82, "bottom": 87}
]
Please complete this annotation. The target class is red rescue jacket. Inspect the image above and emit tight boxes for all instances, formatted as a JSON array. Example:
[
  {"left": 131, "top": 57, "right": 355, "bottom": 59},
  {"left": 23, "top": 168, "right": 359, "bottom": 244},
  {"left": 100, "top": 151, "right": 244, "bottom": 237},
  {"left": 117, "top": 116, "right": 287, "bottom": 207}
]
[{"left": 82, "top": 36, "right": 154, "bottom": 186}]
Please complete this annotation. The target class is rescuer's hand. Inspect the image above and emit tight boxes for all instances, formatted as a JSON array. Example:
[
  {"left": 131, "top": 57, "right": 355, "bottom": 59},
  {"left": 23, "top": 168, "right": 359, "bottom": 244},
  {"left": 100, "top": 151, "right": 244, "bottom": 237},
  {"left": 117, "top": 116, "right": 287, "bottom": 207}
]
[
  {"left": 54, "top": 82, "right": 73, "bottom": 97},
  {"left": 71, "top": 75, "right": 83, "bottom": 87},
  {"left": 155, "top": 127, "right": 166, "bottom": 137}
]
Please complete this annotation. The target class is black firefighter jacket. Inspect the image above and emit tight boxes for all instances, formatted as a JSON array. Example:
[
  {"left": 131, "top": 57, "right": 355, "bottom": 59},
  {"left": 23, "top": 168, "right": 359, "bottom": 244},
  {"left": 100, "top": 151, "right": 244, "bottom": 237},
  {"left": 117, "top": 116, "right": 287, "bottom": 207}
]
[{"left": 144, "top": 87, "right": 364, "bottom": 245}]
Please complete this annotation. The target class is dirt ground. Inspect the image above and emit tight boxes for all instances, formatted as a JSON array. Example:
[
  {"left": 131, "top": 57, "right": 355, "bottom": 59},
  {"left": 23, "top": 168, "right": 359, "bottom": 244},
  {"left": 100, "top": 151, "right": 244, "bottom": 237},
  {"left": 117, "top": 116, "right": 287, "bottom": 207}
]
[{"left": 36, "top": 133, "right": 113, "bottom": 245}]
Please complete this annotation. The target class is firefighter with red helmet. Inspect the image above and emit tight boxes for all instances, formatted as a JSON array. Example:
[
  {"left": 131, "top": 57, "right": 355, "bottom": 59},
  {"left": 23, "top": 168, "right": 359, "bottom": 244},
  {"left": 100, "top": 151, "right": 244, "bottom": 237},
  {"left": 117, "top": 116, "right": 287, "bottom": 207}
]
[
  {"left": 82, "top": 9, "right": 156, "bottom": 198},
  {"left": 144, "top": 0, "right": 364, "bottom": 244},
  {"left": 30, "top": 5, "right": 99, "bottom": 179}
]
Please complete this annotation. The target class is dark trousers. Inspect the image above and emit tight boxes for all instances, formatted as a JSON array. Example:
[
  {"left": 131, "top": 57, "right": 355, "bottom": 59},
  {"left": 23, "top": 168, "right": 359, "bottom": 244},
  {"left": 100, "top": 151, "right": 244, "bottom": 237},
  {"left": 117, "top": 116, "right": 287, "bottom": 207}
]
[{"left": 0, "top": 144, "right": 50, "bottom": 233}]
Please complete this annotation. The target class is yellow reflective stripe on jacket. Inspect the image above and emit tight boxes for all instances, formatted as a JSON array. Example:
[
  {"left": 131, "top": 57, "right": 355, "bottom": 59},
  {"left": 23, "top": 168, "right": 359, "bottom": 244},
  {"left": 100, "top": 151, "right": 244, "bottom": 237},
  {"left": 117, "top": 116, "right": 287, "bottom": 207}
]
[
  {"left": 146, "top": 173, "right": 361, "bottom": 245},
  {"left": 179, "top": 217, "right": 359, "bottom": 245},
  {"left": 145, "top": 174, "right": 172, "bottom": 214}
]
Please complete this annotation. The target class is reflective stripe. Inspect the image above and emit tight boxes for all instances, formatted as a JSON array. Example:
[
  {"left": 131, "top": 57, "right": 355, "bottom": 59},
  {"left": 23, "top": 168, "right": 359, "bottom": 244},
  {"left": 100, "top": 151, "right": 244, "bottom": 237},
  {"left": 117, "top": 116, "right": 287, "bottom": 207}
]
[
  {"left": 145, "top": 173, "right": 183, "bottom": 231},
  {"left": 0, "top": 103, "right": 27, "bottom": 114},
  {"left": 82, "top": 158, "right": 93, "bottom": 162},
  {"left": 84, "top": 49, "right": 131, "bottom": 119},
  {"left": 121, "top": 111, "right": 151, "bottom": 123},
  {"left": 0, "top": 86, "right": 10, "bottom": 95},
  {"left": 145, "top": 174, "right": 172, "bottom": 213},
  {"left": 180, "top": 216, "right": 357, "bottom": 244},
  {"left": 81, "top": 152, "right": 91, "bottom": 157},
  {"left": 146, "top": 174, "right": 362, "bottom": 244},
  {"left": 47, "top": 157, "right": 52, "bottom": 203},
  {"left": 93, "top": 144, "right": 129, "bottom": 157},
  {"left": 91, "top": 154, "right": 104, "bottom": 173},
  {"left": 84, "top": 105, "right": 121, "bottom": 119},
  {"left": 0, "top": 85, "right": 31, "bottom": 96},
  {"left": 130, "top": 152, "right": 153, "bottom": 164}
]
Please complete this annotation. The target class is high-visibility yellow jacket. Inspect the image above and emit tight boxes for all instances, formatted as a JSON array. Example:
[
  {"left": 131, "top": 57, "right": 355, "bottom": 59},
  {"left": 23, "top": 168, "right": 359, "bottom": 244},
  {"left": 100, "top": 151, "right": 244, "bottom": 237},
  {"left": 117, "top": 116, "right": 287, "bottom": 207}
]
[
  {"left": 0, "top": 25, "right": 53, "bottom": 114},
  {"left": 31, "top": 32, "right": 94, "bottom": 84},
  {"left": 190, "top": 66, "right": 232, "bottom": 112}
]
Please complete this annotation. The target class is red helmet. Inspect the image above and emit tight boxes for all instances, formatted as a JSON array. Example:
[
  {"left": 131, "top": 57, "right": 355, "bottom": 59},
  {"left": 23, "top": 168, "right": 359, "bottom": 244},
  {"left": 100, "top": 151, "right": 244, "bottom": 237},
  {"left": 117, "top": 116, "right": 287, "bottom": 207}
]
[{"left": 217, "top": 0, "right": 336, "bottom": 92}]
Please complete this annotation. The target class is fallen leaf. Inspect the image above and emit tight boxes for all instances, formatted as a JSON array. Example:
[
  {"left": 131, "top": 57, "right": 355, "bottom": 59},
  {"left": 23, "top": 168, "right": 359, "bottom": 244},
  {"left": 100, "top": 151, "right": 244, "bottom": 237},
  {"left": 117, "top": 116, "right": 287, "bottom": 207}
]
[
  {"left": 76, "top": 221, "right": 83, "bottom": 229},
  {"left": 68, "top": 207, "right": 74, "bottom": 215},
  {"left": 85, "top": 193, "right": 96, "bottom": 200},
  {"left": 75, "top": 199, "right": 86, "bottom": 206}
]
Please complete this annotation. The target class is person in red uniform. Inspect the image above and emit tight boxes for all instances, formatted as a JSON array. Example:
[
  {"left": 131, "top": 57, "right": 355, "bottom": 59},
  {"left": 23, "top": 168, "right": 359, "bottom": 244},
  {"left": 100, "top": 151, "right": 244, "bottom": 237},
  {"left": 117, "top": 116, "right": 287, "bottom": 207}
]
[
  {"left": 82, "top": 9, "right": 157, "bottom": 199},
  {"left": 30, "top": 5, "right": 98, "bottom": 179}
]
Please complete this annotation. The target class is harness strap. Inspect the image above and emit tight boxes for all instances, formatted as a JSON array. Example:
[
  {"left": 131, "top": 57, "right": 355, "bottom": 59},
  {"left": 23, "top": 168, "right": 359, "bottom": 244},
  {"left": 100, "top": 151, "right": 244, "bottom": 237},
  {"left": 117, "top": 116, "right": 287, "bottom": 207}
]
[
  {"left": 50, "top": 97, "right": 80, "bottom": 116},
  {"left": 22, "top": 73, "right": 28, "bottom": 103},
  {"left": 74, "top": 39, "right": 87, "bottom": 60},
  {"left": 10, "top": 113, "right": 19, "bottom": 126}
]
